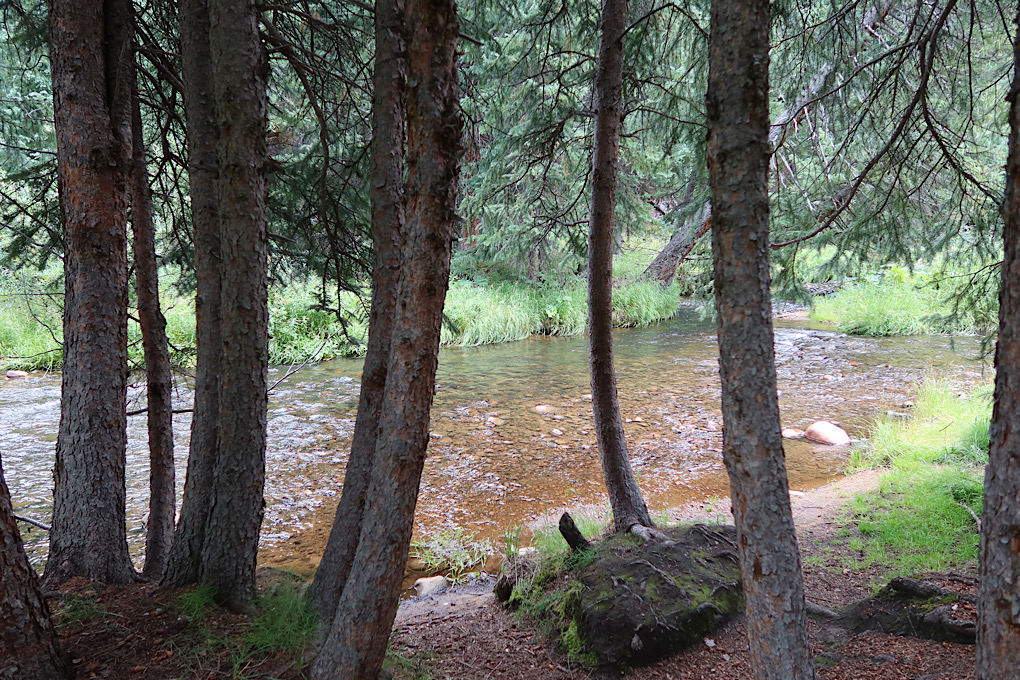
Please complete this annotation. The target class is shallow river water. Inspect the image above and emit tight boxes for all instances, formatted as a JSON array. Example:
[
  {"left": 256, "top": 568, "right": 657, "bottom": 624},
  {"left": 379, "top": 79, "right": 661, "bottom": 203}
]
[{"left": 1, "top": 307, "right": 988, "bottom": 572}]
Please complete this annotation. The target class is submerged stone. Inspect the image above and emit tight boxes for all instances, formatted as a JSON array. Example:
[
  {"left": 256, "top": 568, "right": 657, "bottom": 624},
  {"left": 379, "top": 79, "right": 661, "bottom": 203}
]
[
  {"left": 572, "top": 524, "right": 743, "bottom": 667},
  {"left": 804, "top": 420, "right": 850, "bottom": 445}
]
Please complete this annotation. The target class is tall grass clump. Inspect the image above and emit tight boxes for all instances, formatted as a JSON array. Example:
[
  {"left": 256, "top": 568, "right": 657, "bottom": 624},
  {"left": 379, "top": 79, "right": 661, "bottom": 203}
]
[
  {"left": 812, "top": 263, "right": 998, "bottom": 336},
  {"left": 850, "top": 379, "right": 991, "bottom": 469},
  {"left": 268, "top": 285, "right": 367, "bottom": 365},
  {"left": 0, "top": 270, "right": 63, "bottom": 371}
]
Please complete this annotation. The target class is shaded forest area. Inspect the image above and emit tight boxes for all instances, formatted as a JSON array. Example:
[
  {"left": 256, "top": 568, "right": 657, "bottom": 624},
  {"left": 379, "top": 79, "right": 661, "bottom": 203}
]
[{"left": 1, "top": 1, "right": 1019, "bottom": 679}]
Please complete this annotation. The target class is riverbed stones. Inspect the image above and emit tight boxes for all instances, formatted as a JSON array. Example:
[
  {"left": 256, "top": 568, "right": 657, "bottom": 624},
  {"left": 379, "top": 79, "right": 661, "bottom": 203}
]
[
  {"left": 533, "top": 404, "right": 556, "bottom": 414},
  {"left": 414, "top": 575, "right": 448, "bottom": 598},
  {"left": 571, "top": 524, "right": 743, "bottom": 667},
  {"left": 5, "top": 369, "right": 28, "bottom": 379},
  {"left": 782, "top": 427, "right": 805, "bottom": 439},
  {"left": 804, "top": 420, "right": 851, "bottom": 445}
]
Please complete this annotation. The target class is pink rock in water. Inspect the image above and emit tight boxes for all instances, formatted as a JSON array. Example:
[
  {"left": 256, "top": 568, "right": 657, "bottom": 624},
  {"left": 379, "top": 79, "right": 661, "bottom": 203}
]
[
  {"left": 6, "top": 370, "right": 29, "bottom": 379},
  {"left": 781, "top": 427, "right": 805, "bottom": 439},
  {"left": 804, "top": 420, "right": 850, "bottom": 445}
]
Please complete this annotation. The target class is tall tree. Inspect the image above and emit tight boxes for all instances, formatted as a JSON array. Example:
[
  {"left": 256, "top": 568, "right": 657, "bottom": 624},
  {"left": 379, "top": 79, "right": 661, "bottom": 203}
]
[
  {"left": 162, "top": 0, "right": 269, "bottom": 610},
  {"left": 587, "top": 0, "right": 653, "bottom": 533},
  {"left": 307, "top": 0, "right": 407, "bottom": 623},
  {"left": 310, "top": 0, "right": 461, "bottom": 674},
  {"left": 976, "top": 5, "right": 1020, "bottom": 676},
  {"left": 706, "top": 1, "right": 815, "bottom": 679},
  {"left": 161, "top": 0, "right": 222, "bottom": 590},
  {"left": 130, "top": 36, "right": 176, "bottom": 581},
  {"left": 1, "top": 456, "right": 68, "bottom": 680},
  {"left": 43, "top": 0, "right": 136, "bottom": 586}
]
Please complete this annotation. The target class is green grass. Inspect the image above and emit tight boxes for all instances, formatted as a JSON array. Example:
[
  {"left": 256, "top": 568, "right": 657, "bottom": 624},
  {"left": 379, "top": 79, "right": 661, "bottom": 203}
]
[
  {"left": 846, "top": 463, "right": 983, "bottom": 574},
  {"left": 811, "top": 263, "right": 998, "bottom": 336},
  {"left": 842, "top": 378, "right": 990, "bottom": 577},
  {"left": 441, "top": 277, "right": 680, "bottom": 347},
  {"left": 173, "top": 580, "right": 318, "bottom": 678},
  {"left": 850, "top": 380, "right": 992, "bottom": 469},
  {"left": 52, "top": 586, "right": 114, "bottom": 631},
  {"left": 409, "top": 527, "right": 496, "bottom": 584}
]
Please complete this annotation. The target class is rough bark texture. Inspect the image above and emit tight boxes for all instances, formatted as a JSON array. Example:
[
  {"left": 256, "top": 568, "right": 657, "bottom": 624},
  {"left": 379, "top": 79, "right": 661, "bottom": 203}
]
[
  {"left": 309, "top": 0, "right": 461, "bottom": 674},
  {"left": 308, "top": 0, "right": 407, "bottom": 623},
  {"left": 44, "top": 0, "right": 136, "bottom": 586},
  {"left": 163, "top": 0, "right": 222, "bottom": 590},
  {"left": 587, "top": 0, "right": 653, "bottom": 533},
  {"left": 131, "top": 52, "right": 176, "bottom": 582},
  {"left": 642, "top": 204, "right": 711, "bottom": 286},
  {"left": 197, "top": 0, "right": 269, "bottom": 609},
  {"left": 0, "top": 458, "right": 69, "bottom": 680},
  {"left": 706, "top": 2, "right": 815, "bottom": 679},
  {"left": 976, "top": 6, "right": 1020, "bottom": 675}
]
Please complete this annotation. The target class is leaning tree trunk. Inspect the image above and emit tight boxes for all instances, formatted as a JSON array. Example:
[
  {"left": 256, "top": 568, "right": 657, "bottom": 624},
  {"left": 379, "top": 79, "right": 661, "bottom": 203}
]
[
  {"left": 1, "top": 457, "right": 69, "bottom": 680},
  {"left": 707, "top": 1, "right": 815, "bottom": 679},
  {"left": 130, "top": 48, "right": 176, "bottom": 582},
  {"left": 195, "top": 0, "right": 269, "bottom": 610},
  {"left": 44, "top": 0, "right": 136, "bottom": 586},
  {"left": 308, "top": 0, "right": 407, "bottom": 623},
  {"left": 309, "top": 0, "right": 461, "bottom": 675},
  {"left": 161, "top": 0, "right": 222, "bottom": 590},
  {"left": 976, "top": 4, "right": 1020, "bottom": 675},
  {"left": 587, "top": 0, "right": 653, "bottom": 533}
]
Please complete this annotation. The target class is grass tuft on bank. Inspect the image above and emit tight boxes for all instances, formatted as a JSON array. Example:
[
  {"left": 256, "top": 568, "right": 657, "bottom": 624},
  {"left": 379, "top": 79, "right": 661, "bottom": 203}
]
[
  {"left": 811, "top": 263, "right": 998, "bottom": 336},
  {"left": 842, "top": 380, "right": 990, "bottom": 576}
]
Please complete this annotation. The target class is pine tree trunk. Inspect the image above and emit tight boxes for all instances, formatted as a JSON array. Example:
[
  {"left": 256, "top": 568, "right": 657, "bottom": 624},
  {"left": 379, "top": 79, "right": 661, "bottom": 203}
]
[
  {"left": 130, "top": 48, "right": 176, "bottom": 582},
  {"left": 44, "top": 0, "right": 136, "bottom": 586},
  {"left": 587, "top": 0, "right": 652, "bottom": 533},
  {"left": 707, "top": 2, "right": 815, "bottom": 679},
  {"left": 976, "top": 5, "right": 1020, "bottom": 674},
  {"left": 162, "top": 0, "right": 222, "bottom": 590},
  {"left": 308, "top": 0, "right": 407, "bottom": 623},
  {"left": 196, "top": 0, "right": 269, "bottom": 610},
  {"left": 309, "top": 0, "right": 461, "bottom": 674},
  {"left": 1, "top": 458, "right": 69, "bottom": 680}
]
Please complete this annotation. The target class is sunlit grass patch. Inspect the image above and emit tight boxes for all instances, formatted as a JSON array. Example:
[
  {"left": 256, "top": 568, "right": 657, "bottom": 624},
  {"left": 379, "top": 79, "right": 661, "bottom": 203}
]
[
  {"left": 850, "top": 379, "right": 991, "bottom": 469},
  {"left": 846, "top": 463, "right": 983, "bottom": 574},
  {"left": 410, "top": 526, "right": 496, "bottom": 584}
]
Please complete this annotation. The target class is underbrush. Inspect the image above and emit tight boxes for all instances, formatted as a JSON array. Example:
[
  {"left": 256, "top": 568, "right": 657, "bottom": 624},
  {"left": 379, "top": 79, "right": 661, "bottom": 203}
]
[
  {"left": 441, "top": 277, "right": 680, "bottom": 346},
  {"left": 811, "top": 262, "right": 999, "bottom": 336},
  {"left": 409, "top": 526, "right": 496, "bottom": 584},
  {"left": 174, "top": 579, "right": 318, "bottom": 678},
  {"left": 842, "top": 379, "right": 990, "bottom": 577},
  {"left": 499, "top": 507, "right": 609, "bottom": 667}
]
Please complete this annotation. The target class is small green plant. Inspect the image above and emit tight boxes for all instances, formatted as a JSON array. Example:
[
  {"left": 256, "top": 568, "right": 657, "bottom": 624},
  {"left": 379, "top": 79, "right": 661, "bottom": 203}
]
[
  {"left": 53, "top": 588, "right": 113, "bottom": 631},
  {"left": 384, "top": 646, "right": 434, "bottom": 680},
  {"left": 410, "top": 527, "right": 496, "bottom": 584}
]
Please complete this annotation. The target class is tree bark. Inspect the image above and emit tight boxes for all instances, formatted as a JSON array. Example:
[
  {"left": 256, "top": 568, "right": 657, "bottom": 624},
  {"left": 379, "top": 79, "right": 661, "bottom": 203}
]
[
  {"left": 587, "top": 0, "right": 653, "bottom": 534},
  {"left": 161, "top": 0, "right": 222, "bottom": 590},
  {"left": 707, "top": 2, "right": 815, "bottom": 679},
  {"left": 310, "top": 0, "right": 461, "bottom": 674},
  {"left": 976, "top": 5, "right": 1020, "bottom": 675},
  {"left": 308, "top": 0, "right": 407, "bottom": 623},
  {"left": 130, "top": 42, "right": 176, "bottom": 582},
  {"left": 1, "top": 457, "right": 69, "bottom": 680},
  {"left": 44, "top": 0, "right": 137, "bottom": 586},
  {"left": 196, "top": 0, "right": 269, "bottom": 610}
]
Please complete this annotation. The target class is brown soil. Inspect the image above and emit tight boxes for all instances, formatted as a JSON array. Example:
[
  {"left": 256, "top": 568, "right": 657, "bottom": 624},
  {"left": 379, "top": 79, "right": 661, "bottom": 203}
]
[{"left": 53, "top": 471, "right": 976, "bottom": 679}]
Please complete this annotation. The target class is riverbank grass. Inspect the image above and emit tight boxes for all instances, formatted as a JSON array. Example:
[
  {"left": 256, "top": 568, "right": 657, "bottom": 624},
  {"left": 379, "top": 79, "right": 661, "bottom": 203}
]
[
  {"left": 842, "top": 380, "right": 990, "bottom": 576},
  {"left": 811, "top": 264, "right": 998, "bottom": 336}
]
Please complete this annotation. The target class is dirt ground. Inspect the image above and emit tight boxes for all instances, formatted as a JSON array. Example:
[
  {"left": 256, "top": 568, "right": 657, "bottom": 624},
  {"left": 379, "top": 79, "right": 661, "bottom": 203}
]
[{"left": 52, "top": 470, "right": 977, "bottom": 679}]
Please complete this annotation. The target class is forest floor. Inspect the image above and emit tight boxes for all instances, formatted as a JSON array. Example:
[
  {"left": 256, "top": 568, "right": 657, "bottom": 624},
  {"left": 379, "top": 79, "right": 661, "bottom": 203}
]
[{"left": 52, "top": 469, "right": 977, "bottom": 680}]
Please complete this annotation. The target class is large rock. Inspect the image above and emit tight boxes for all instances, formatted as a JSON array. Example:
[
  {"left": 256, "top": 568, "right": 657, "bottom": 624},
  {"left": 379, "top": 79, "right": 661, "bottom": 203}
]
[
  {"left": 804, "top": 420, "right": 851, "bottom": 445},
  {"left": 570, "top": 524, "right": 743, "bottom": 667}
]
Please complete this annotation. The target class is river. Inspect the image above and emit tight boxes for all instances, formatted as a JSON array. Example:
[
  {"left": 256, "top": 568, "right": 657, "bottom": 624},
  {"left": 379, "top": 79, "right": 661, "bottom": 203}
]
[{"left": 1, "top": 307, "right": 988, "bottom": 573}]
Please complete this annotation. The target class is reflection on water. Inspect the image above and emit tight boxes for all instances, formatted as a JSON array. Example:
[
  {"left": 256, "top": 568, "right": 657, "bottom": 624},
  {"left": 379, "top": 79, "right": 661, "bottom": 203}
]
[{"left": 1, "top": 307, "right": 988, "bottom": 569}]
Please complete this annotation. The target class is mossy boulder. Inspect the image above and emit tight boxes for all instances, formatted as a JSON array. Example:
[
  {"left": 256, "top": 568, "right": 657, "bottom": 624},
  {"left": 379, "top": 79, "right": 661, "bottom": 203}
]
[{"left": 571, "top": 524, "right": 743, "bottom": 667}]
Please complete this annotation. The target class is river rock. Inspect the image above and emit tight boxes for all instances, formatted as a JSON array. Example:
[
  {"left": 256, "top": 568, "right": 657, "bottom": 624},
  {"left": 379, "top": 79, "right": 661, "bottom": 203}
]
[
  {"left": 414, "top": 575, "right": 448, "bottom": 598},
  {"left": 571, "top": 524, "right": 743, "bottom": 667},
  {"left": 781, "top": 427, "right": 805, "bottom": 439},
  {"left": 5, "top": 370, "right": 29, "bottom": 379},
  {"left": 804, "top": 420, "right": 850, "bottom": 445},
  {"left": 551, "top": 428, "right": 564, "bottom": 437},
  {"left": 533, "top": 404, "right": 556, "bottom": 414}
]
